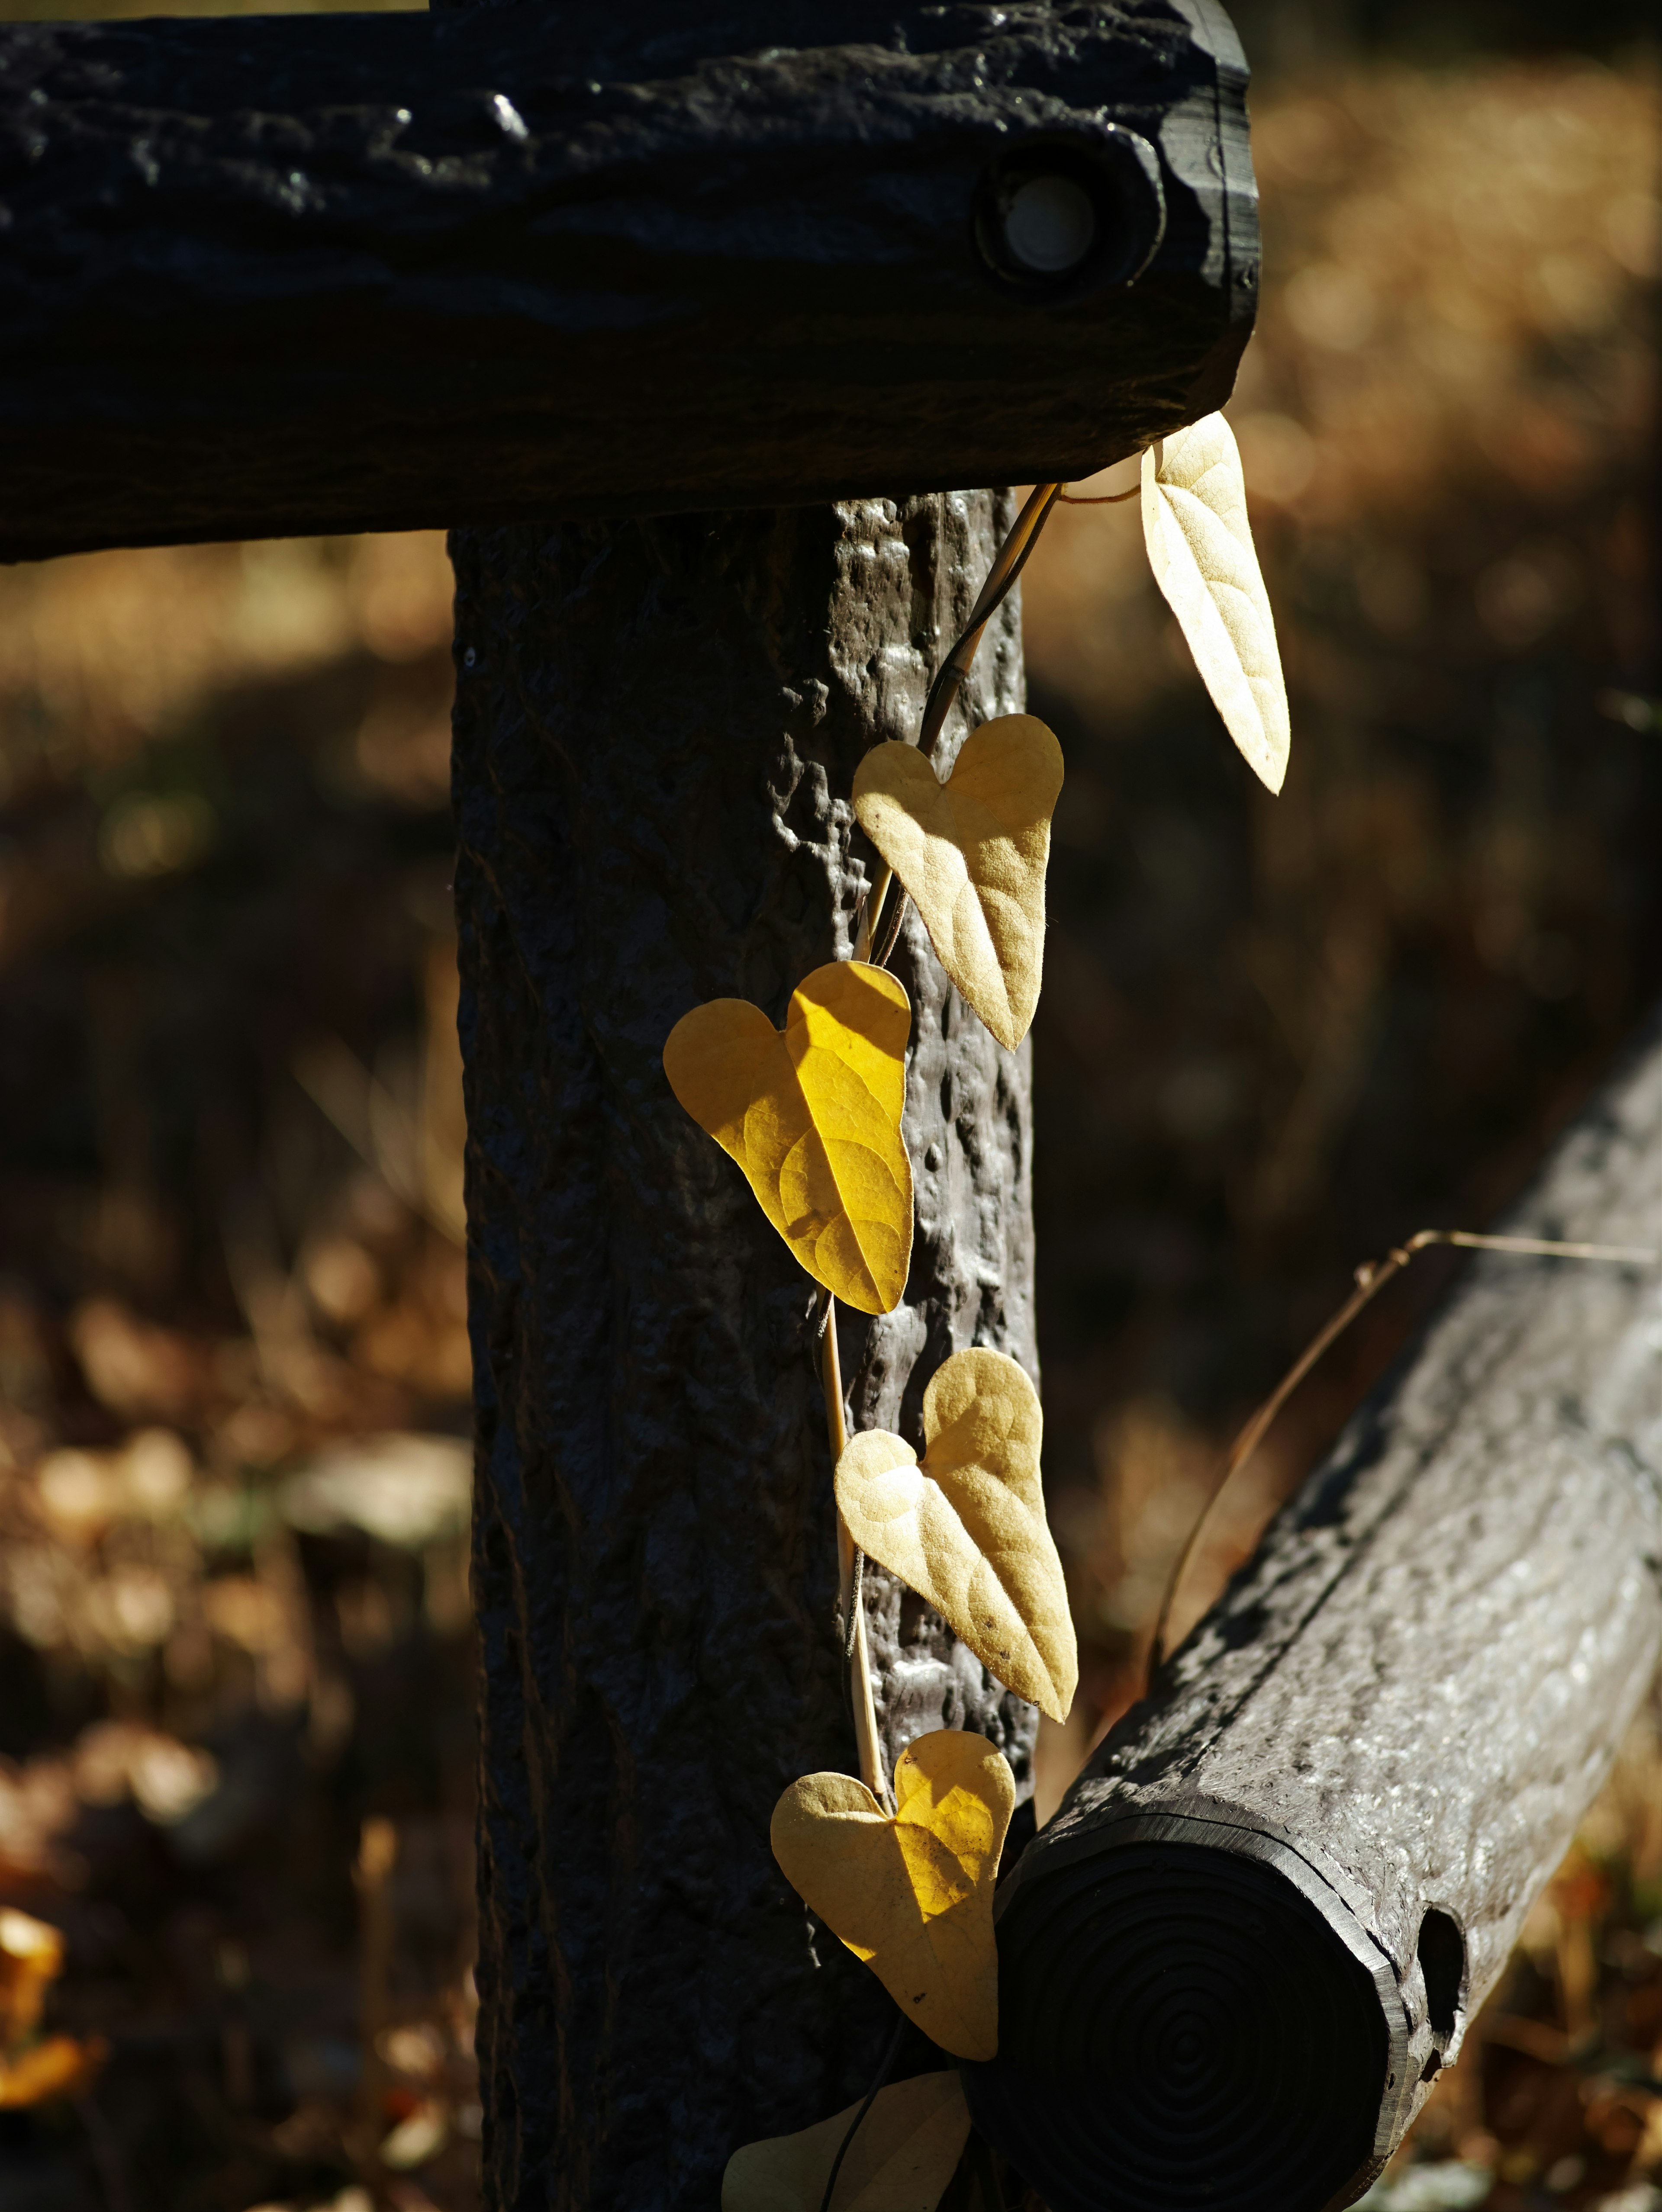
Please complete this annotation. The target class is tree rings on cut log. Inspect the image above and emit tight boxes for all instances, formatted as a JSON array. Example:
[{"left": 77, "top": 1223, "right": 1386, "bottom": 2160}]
[{"left": 965, "top": 1826, "right": 1388, "bottom": 2212}]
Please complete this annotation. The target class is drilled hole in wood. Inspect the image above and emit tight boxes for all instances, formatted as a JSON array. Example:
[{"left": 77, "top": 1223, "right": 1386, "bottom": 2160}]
[
  {"left": 1417, "top": 1907, "right": 1465, "bottom": 2044},
  {"left": 1004, "top": 175, "right": 1097, "bottom": 273},
  {"left": 973, "top": 127, "right": 1165, "bottom": 299}
]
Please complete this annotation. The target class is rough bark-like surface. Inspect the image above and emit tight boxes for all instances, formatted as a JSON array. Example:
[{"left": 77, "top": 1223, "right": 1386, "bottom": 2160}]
[
  {"left": 968, "top": 1013, "right": 1662, "bottom": 2212},
  {"left": 451, "top": 493, "right": 1038, "bottom": 2212},
  {"left": 0, "top": 0, "right": 1257, "bottom": 556}
]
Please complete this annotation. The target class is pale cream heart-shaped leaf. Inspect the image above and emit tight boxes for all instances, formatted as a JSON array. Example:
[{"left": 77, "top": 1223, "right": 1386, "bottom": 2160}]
[
  {"left": 852, "top": 715, "right": 1063, "bottom": 1051},
  {"left": 836, "top": 1348, "right": 1075, "bottom": 1723},
  {"left": 770, "top": 1730, "right": 1014, "bottom": 2060},
  {"left": 721, "top": 2071, "right": 970, "bottom": 2212},
  {"left": 1141, "top": 413, "right": 1289, "bottom": 794}
]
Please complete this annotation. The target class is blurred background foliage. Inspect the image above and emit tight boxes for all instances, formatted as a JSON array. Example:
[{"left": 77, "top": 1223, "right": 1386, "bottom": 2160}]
[
  {"left": 0, "top": 0, "right": 1653, "bottom": 2209},
  {"left": 1030, "top": 40, "right": 1662, "bottom": 1746}
]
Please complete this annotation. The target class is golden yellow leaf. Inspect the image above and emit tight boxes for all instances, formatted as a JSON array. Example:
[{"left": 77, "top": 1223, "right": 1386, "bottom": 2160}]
[
  {"left": 0, "top": 2034, "right": 106, "bottom": 2108},
  {"left": 1141, "top": 412, "right": 1290, "bottom": 794},
  {"left": 663, "top": 961, "right": 914, "bottom": 1315},
  {"left": 721, "top": 2071, "right": 970, "bottom": 2212},
  {"left": 0, "top": 1910, "right": 63, "bottom": 2052},
  {"left": 851, "top": 716, "right": 1063, "bottom": 1051},
  {"left": 770, "top": 1730, "right": 1014, "bottom": 2060},
  {"left": 835, "top": 1349, "right": 1075, "bottom": 1725}
]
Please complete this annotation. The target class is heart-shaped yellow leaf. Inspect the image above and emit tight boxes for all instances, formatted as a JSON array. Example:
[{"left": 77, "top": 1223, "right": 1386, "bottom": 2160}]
[
  {"left": 721, "top": 2071, "right": 970, "bottom": 2212},
  {"left": 770, "top": 1730, "right": 1014, "bottom": 2061},
  {"left": 663, "top": 961, "right": 914, "bottom": 1315},
  {"left": 1141, "top": 412, "right": 1290, "bottom": 794},
  {"left": 835, "top": 1349, "right": 1075, "bottom": 1724},
  {"left": 851, "top": 716, "right": 1063, "bottom": 1051}
]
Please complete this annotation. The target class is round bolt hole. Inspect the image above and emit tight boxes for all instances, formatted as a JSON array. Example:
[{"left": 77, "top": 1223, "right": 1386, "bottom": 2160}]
[
  {"left": 1002, "top": 174, "right": 1098, "bottom": 275},
  {"left": 973, "top": 127, "right": 1166, "bottom": 300}
]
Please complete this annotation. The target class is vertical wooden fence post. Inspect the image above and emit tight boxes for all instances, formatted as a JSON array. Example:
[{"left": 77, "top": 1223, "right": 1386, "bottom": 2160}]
[{"left": 451, "top": 495, "right": 1040, "bottom": 2208}]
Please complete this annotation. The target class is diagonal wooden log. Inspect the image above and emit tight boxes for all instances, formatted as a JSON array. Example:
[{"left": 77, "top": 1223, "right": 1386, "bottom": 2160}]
[
  {"left": 0, "top": 0, "right": 1256, "bottom": 556},
  {"left": 967, "top": 1013, "right": 1662, "bottom": 2212}
]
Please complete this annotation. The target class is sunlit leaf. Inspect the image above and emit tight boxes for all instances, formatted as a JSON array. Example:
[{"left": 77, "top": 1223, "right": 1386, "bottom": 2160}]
[
  {"left": 663, "top": 961, "right": 913, "bottom": 1315},
  {"left": 836, "top": 1349, "right": 1075, "bottom": 1724},
  {"left": 380, "top": 2099, "right": 451, "bottom": 2171},
  {"left": 0, "top": 2034, "right": 106, "bottom": 2108},
  {"left": 1141, "top": 413, "right": 1290, "bottom": 794},
  {"left": 722, "top": 2071, "right": 970, "bottom": 2212},
  {"left": 0, "top": 1908, "right": 104, "bottom": 2107},
  {"left": 0, "top": 1910, "right": 63, "bottom": 2051},
  {"left": 770, "top": 1730, "right": 1014, "bottom": 2060},
  {"left": 851, "top": 715, "right": 1064, "bottom": 1051}
]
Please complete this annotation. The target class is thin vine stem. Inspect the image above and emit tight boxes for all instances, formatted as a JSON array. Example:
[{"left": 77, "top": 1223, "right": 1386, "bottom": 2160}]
[
  {"left": 1142, "top": 1228, "right": 1660, "bottom": 1693},
  {"left": 816, "top": 2015, "right": 906, "bottom": 2212},
  {"left": 868, "top": 874, "right": 908, "bottom": 971},
  {"left": 1057, "top": 483, "right": 1139, "bottom": 505},
  {"left": 969, "top": 2132, "right": 1008, "bottom": 2212},
  {"left": 918, "top": 481, "right": 1063, "bottom": 762},
  {"left": 844, "top": 1548, "right": 865, "bottom": 1668},
  {"left": 860, "top": 482, "right": 1064, "bottom": 969},
  {"left": 820, "top": 1289, "right": 890, "bottom": 1810}
]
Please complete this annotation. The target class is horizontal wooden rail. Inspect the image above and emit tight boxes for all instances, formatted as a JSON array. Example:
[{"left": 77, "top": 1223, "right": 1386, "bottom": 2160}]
[
  {"left": 0, "top": 0, "right": 1256, "bottom": 556},
  {"left": 970, "top": 1010, "right": 1662, "bottom": 2211}
]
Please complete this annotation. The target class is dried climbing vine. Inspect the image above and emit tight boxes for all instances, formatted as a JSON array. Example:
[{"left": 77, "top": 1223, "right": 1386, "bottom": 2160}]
[{"left": 662, "top": 416, "right": 1291, "bottom": 2209}]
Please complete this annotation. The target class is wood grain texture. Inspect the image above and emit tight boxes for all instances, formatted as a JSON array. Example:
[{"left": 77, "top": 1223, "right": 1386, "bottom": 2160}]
[
  {"left": 968, "top": 1013, "right": 1662, "bottom": 2212},
  {"left": 0, "top": 0, "right": 1257, "bottom": 556},
  {"left": 451, "top": 493, "right": 1039, "bottom": 2210}
]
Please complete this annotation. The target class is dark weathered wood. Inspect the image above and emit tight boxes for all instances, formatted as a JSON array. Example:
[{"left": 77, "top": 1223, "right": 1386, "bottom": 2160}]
[
  {"left": 0, "top": 0, "right": 1265, "bottom": 2195},
  {"left": 967, "top": 1015, "right": 1662, "bottom": 2212},
  {"left": 453, "top": 492, "right": 1043, "bottom": 2211},
  {"left": 0, "top": 0, "right": 1256, "bottom": 558}
]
